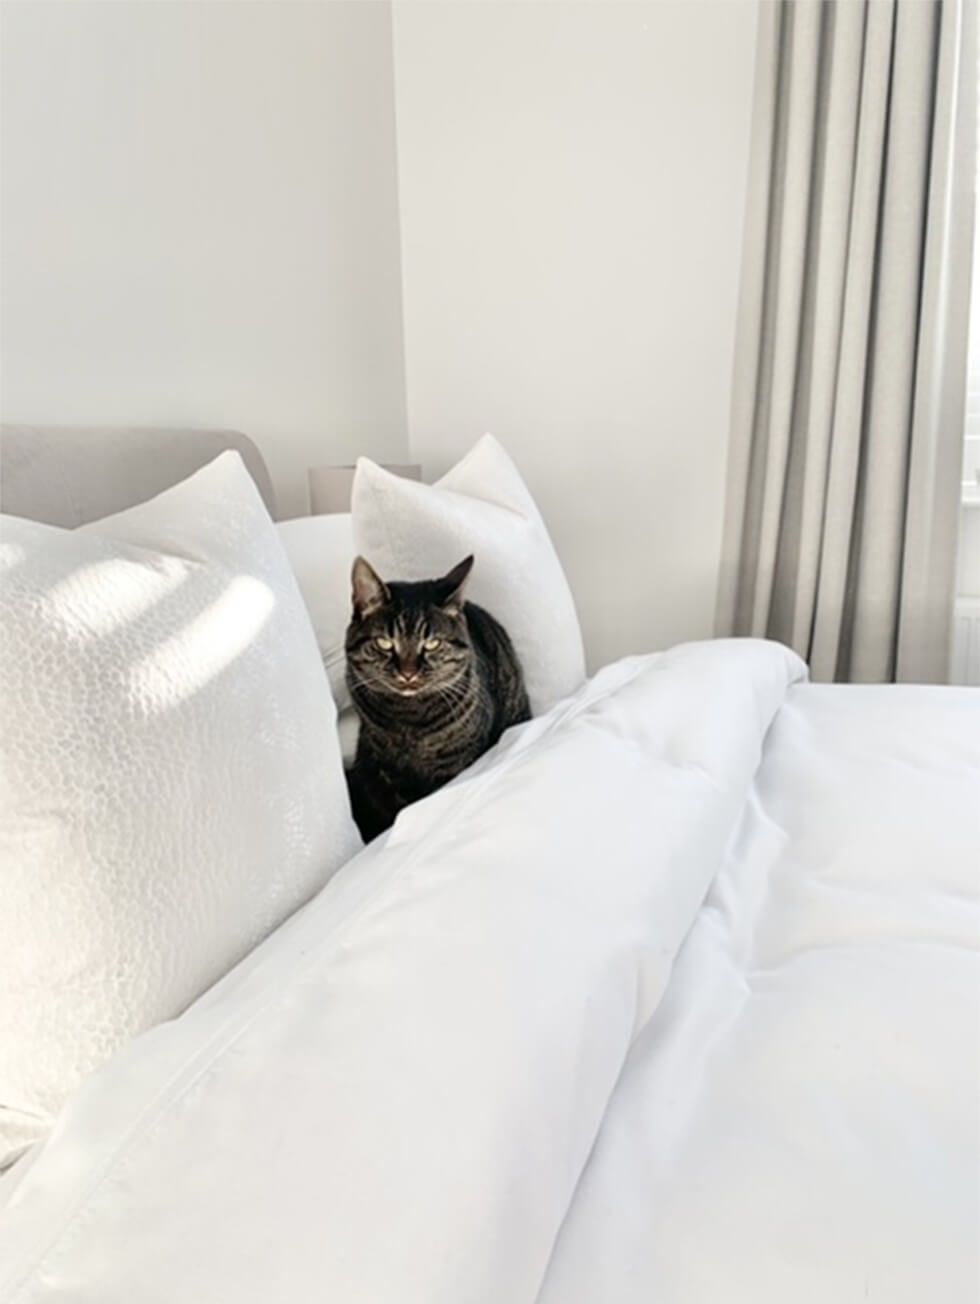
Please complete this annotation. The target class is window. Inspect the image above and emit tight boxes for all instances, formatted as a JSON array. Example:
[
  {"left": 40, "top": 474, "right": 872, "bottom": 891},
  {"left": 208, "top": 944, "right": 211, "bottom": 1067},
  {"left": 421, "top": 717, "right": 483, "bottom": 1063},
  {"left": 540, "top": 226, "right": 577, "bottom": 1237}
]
[
  {"left": 964, "top": 69, "right": 980, "bottom": 508},
  {"left": 951, "top": 50, "right": 980, "bottom": 684}
]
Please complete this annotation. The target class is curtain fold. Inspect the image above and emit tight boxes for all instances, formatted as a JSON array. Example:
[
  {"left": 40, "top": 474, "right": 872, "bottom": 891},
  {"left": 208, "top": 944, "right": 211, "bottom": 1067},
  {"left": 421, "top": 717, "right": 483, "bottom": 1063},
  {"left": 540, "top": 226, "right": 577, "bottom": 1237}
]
[{"left": 717, "top": 0, "right": 976, "bottom": 683}]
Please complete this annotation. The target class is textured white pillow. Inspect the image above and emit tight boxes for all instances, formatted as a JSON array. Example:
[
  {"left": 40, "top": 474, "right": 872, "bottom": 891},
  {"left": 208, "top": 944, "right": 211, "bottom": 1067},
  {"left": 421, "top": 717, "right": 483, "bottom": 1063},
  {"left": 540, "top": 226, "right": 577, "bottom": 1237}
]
[
  {"left": 0, "top": 453, "right": 360, "bottom": 1167},
  {"left": 352, "top": 435, "right": 586, "bottom": 713},
  {"left": 276, "top": 513, "right": 354, "bottom": 713},
  {"left": 276, "top": 513, "right": 360, "bottom": 764}
]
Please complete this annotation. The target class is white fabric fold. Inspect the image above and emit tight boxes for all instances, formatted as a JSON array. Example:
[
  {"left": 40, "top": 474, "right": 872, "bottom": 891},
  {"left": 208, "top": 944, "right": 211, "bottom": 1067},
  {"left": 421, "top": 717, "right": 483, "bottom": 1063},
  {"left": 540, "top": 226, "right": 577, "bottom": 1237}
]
[{"left": 0, "top": 639, "right": 804, "bottom": 1304}]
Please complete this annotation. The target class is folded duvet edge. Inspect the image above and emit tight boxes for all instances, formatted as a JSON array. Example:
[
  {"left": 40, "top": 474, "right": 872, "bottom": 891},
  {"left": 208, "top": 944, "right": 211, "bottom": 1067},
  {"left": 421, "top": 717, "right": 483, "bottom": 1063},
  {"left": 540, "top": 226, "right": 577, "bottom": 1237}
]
[{"left": 0, "top": 638, "right": 806, "bottom": 1304}]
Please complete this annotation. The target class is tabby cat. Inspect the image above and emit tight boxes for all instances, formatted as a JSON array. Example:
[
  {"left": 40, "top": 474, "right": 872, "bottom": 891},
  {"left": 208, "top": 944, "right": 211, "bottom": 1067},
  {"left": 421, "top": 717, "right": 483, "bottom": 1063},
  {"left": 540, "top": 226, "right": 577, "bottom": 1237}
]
[{"left": 345, "top": 555, "right": 530, "bottom": 842}]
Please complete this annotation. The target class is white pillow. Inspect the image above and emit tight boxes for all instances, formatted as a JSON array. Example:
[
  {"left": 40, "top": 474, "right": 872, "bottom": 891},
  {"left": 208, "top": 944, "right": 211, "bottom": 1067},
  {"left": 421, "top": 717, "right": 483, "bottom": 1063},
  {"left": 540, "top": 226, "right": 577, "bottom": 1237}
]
[
  {"left": 276, "top": 514, "right": 361, "bottom": 765},
  {"left": 0, "top": 452, "right": 360, "bottom": 1168},
  {"left": 352, "top": 435, "right": 586, "bottom": 713},
  {"left": 276, "top": 513, "right": 355, "bottom": 713}
]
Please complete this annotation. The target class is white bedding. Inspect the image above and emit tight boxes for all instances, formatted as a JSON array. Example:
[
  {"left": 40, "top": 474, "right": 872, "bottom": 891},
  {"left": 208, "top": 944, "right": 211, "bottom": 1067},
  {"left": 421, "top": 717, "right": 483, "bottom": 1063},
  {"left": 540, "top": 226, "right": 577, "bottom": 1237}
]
[
  {"left": 0, "top": 641, "right": 977, "bottom": 1303},
  {"left": 539, "top": 682, "right": 980, "bottom": 1302}
]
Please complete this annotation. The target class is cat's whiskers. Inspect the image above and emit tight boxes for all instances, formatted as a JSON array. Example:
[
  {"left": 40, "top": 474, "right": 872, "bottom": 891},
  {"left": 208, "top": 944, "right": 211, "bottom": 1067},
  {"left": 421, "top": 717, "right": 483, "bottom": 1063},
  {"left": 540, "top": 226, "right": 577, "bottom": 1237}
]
[
  {"left": 431, "top": 676, "right": 472, "bottom": 717},
  {"left": 351, "top": 667, "right": 401, "bottom": 695}
]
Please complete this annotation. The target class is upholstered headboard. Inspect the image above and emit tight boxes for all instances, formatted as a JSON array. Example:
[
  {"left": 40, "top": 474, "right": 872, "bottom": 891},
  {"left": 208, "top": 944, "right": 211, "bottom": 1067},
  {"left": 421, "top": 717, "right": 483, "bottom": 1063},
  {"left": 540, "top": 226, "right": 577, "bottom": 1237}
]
[{"left": 0, "top": 425, "right": 277, "bottom": 526}]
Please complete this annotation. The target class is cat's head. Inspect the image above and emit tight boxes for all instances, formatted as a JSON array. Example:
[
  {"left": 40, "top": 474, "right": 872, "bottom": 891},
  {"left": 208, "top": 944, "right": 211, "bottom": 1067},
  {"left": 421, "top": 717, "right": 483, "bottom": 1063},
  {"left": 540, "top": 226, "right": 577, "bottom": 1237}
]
[{"left": 345, "top": 555, "right": 475, "bottom": 699}]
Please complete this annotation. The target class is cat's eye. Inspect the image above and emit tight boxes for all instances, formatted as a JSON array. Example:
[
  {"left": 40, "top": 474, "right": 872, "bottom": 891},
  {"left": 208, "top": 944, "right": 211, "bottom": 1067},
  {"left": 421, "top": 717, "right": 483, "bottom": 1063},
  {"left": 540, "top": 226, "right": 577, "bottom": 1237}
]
[
  {"left": 375, "top": 636, "right": 394, "bottom": 651},
  {"left": 423, "top": 637, "right": 441, "bottom": 651}
]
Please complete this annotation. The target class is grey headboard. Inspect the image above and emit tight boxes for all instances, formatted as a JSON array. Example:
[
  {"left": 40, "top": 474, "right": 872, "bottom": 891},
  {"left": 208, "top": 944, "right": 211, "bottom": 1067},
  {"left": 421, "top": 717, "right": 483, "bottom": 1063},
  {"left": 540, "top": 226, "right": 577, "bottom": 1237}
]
[{"left": 0, "top": 425, "right": 277, "bottom": 527}]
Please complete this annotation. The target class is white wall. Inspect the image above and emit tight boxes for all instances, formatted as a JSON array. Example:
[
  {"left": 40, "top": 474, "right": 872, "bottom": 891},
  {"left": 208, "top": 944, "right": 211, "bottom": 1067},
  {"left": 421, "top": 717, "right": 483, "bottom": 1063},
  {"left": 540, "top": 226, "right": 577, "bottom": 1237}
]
[
  {"left": 0, "top": 1, "right": 408, "bottom": 517},
  {"left": 392, "top": 0, "right": 759, "bottom": 666},
  {"left": 2, "top": 0, "right": 760, "bottom": 662}
]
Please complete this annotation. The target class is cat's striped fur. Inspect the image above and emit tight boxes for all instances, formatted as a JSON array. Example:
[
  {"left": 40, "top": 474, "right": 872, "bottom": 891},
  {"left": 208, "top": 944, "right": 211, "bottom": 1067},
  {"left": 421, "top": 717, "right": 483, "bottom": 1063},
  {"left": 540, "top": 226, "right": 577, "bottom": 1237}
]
[{"left": 345, "top": 555, "right": 530, "bottom": 842}]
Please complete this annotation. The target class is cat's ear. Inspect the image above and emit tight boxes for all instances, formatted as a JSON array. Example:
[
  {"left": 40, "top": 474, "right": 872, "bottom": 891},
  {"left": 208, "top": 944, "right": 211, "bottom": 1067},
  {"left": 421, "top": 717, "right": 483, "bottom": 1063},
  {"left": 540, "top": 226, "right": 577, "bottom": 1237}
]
[
  {"left": 435, "top": 555, "right": 474, "bottom": 613},
  {"left": 351, "top": 556, "right": 389, "bottom": 618}
]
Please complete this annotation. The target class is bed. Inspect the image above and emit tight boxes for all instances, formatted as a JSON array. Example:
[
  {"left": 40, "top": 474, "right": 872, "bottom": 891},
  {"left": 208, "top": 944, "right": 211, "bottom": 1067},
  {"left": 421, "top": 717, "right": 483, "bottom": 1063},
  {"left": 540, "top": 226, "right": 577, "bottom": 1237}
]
[{"left": 1, "top": 428, "right": 977, "bottom": 1303}]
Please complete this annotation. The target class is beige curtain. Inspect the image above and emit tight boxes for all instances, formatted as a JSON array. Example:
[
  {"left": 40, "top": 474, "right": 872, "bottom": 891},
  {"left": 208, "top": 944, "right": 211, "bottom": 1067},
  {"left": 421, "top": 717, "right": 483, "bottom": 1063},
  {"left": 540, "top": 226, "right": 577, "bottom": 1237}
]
[{"left": 717, "top": 0, "right": 976, "bottom": 682}]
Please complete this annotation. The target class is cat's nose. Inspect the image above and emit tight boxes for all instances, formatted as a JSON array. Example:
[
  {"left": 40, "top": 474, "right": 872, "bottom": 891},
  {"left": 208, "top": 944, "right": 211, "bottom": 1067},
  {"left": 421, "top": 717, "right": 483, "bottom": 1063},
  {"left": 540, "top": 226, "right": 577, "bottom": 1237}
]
[{"left": 396, "top": 669, "right": 420, "bottom": 685}]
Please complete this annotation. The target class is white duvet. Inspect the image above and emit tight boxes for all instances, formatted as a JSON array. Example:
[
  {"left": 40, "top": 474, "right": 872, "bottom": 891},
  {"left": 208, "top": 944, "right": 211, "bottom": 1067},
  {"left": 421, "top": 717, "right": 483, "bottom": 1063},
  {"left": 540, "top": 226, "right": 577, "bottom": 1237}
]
[{"left": 1, "top": 640, "right": 977, "bottom": 1302}]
